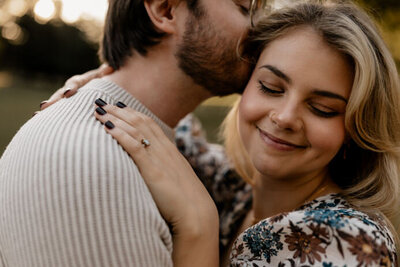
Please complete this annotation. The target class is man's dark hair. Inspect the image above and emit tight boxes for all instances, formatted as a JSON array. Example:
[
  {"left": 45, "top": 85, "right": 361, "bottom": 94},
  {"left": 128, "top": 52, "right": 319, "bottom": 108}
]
[{"left": 100, "top": 0, "right": 198, "bottom": 69}]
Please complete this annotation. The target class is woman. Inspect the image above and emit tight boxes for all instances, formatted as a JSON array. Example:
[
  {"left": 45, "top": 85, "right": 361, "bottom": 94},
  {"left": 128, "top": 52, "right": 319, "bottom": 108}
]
[
  {"left": 95, "top": 1, "right": 399, "bottom": 266},
  {"left": 46, "top": 0, "right": 400, "bottom": 265}
]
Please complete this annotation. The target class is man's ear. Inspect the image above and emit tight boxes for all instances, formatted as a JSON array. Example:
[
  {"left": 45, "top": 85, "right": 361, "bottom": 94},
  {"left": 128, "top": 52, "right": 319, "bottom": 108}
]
[{"left": 144, "top": 0, "right": 180, "bottom": 34}]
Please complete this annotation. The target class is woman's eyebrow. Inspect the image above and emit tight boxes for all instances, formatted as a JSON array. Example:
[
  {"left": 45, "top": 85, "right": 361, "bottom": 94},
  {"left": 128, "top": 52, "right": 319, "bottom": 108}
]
[{"left": 260, "top": 64, "right": 292, "bottom": 84}]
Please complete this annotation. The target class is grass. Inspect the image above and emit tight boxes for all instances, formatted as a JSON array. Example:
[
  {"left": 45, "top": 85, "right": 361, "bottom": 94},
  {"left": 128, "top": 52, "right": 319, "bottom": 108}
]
[{"left": 0, "top": 76, "right": 64, "bottom": 156}]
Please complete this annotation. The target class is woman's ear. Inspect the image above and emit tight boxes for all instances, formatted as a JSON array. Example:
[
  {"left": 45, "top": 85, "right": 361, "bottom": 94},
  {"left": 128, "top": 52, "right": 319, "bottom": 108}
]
[{"left": 144, "top": 0, "right": 180, "bottom": 34}]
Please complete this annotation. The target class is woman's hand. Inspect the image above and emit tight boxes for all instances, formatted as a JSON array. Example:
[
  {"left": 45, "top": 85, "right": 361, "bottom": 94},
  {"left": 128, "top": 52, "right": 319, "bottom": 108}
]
[
  {"left": 93, "top": 100, "right": 219, "bottom": 267},
  {"left": 39, "top": 64, "right": 113, "bottom": 111}
]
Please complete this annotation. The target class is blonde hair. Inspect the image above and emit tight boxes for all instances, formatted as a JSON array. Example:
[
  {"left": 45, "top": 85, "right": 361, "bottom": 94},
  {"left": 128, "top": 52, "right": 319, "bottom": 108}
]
[{"left": 223, "top": 0, "right": 400, "bottom": 242}]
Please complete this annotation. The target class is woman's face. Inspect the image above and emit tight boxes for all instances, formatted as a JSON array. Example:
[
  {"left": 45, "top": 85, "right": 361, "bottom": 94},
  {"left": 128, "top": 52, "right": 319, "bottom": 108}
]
[{"left": 238, "top": 27, "right": 354, "bottom": 181}]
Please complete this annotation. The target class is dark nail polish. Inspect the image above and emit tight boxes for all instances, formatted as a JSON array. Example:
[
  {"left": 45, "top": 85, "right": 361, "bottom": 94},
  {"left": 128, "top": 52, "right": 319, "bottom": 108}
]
[
  {"left": 95, "top": 107, "right": 107, "bottom": 115},
  {"left": 63, "top": 89, "right": 71, "bottom": 96},
  {"left": 116, "top": 101, "right": 127, "bottom": 108},
  {"left": 105, "top": 121, "right": 115, "bottom": 129},
  {"left": 39, "top": 101, "right": 48, "bottom": 109},
  {"left": 95, "top": 98, "right": 107, "bottom": 107}
]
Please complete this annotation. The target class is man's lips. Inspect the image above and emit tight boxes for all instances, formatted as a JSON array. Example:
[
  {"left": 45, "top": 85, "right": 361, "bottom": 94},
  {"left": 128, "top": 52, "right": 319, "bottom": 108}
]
[{"left": 256, "top": 126, "right": 307, "bottom": 149}]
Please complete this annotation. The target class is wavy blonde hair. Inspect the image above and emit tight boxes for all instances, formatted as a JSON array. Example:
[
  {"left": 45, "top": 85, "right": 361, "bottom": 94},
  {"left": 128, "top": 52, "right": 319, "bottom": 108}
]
[{"left": 223, "top": 0, "right": 400, "bottom": 242}]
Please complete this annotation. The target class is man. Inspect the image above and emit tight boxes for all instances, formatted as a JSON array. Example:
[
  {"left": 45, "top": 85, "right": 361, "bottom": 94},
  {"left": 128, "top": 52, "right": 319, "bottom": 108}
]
[{"left": 0, "top": 0, "right": 262, "bottom": 266}]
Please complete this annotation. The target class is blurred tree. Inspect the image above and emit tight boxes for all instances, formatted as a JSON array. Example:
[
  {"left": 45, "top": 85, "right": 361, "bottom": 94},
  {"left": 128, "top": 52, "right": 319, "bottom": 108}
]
[
  {"left": 359, "top": 0, "right": 400, "bottom": 66},
  {"left": 0, "top": 14, "right": 99, "bottom": 76},
  {"left": 357, "top": 0, "right": 400, "bottom": 26},
  {"left": 0, "top": 0, "right": 102, "bottom": 78},
  {"left": 357, "top": 0, "right": 400, "bottom": 12}
]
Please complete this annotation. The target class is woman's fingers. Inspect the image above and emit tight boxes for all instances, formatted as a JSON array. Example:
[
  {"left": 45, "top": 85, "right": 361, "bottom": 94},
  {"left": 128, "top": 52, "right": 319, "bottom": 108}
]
[
  {"left": 95, "top": 108, "right": 167, "bottom": 181},
  {"left": 40, "top": 64, "right": 114, "bottom": 111},
  {"left": 102, "top": 120, "right": 148, "bottom": 162},
  {"left": 39, "top": 87, "right": 69, "bottom": 111},
  {"left": 94, "top": 107, "right": 149, "bottom": 144},
  {"left": 65, "top": 64, "right": 114, "bottom": 96},
  {"left": 93, "top": 101, "right": 179, "bottom": 174},
  {"left": 95, "top": 100, "right": 168, "bottom": 144},
  {"left": 94, "top": 108, "right": 153, "bottom": 167}
]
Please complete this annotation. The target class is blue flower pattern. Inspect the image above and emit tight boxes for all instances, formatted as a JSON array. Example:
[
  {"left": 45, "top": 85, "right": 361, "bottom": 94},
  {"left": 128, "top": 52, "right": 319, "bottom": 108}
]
[{"left": 242, "top": 222, "right": 284, "bottom": 263}]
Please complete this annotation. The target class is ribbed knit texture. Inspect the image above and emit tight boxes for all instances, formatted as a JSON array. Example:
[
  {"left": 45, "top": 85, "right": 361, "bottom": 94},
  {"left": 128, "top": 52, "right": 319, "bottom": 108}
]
[{"left": 0, "top": 79, "right": 174, "bottom": 267}]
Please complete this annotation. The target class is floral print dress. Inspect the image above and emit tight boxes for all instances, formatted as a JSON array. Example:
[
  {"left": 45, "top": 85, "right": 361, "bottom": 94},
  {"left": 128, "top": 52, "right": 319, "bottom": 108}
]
[
  {"left": 175, "top": 115, "right": 398, "bottom": 267},
  {"left": 231, "top": 195, "right": 397, "bottom": 266}
]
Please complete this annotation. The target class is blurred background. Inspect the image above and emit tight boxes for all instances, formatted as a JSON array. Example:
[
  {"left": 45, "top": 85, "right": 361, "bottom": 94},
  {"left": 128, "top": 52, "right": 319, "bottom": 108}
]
[{"left": 0, "top": 0, "right": 399, "bottom": 156}]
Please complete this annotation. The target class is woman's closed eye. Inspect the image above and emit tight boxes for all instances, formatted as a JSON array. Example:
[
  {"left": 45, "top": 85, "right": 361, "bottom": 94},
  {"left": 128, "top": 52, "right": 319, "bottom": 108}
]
[
  {"left": 257, "top": 80, "right": 343, "bottom": 118},
  {"left": 258, "top": 81, "right": 283, "bottom": 95},
  {"left": 309, "top": 103, "right": 340, "bottom": 118}
]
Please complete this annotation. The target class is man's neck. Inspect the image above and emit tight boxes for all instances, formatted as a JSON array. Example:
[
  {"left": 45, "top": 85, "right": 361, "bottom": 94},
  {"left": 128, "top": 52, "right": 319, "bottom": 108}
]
[{"left": 104, "top": 51, "right": 213, "bottom": 128}]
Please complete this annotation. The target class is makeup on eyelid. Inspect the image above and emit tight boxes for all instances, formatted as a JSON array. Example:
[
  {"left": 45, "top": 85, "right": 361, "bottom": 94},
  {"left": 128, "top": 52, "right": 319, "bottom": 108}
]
[{"left": 257, "top": 81, "right": 346, "bottom": 117}]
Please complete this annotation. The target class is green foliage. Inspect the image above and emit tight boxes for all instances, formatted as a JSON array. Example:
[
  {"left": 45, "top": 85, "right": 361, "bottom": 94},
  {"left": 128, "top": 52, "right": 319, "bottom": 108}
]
[
  {"left": 0, "top": 77, "right": 63, "bottom": 156},
  {"left": 357, "top": 0, "right": 400, "bottom": 12},
  {"left": 356, "top": 0, "right": 400, "bottom": 67}
]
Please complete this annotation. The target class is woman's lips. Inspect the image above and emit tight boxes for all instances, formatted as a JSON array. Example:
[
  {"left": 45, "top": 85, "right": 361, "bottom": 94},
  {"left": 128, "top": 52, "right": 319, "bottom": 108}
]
[{"left": 257, "top": 127, "right": 306, "bottom": 151}]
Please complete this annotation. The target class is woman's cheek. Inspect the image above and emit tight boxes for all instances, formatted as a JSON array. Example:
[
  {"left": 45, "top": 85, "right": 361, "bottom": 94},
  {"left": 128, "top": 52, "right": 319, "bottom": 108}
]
[{"left": 308, "top": 119, "right": 346, "bottom": 159}]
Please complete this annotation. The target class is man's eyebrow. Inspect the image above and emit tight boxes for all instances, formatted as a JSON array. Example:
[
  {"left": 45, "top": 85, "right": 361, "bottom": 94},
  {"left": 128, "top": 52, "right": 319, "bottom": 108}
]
[
  {"left": 260, "top": 65, "right": 292, "bottom": 84},
  {"left": 312, "top": 90, "right": 348, "bottom": 103}
]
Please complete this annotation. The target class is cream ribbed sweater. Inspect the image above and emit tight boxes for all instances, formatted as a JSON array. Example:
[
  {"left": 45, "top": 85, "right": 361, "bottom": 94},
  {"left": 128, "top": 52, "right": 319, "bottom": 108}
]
[{"left": 0, "top": 79, "right": 174, "bottom": 267}]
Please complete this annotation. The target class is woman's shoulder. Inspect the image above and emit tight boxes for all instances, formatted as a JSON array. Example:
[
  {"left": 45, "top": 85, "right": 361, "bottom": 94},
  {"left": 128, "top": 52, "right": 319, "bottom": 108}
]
[
  {"left": 295, "top": 194, "right": 393, "bottom": 233},
  {"left": 230, "top": 194, "right": 397, "bottom": 266}
]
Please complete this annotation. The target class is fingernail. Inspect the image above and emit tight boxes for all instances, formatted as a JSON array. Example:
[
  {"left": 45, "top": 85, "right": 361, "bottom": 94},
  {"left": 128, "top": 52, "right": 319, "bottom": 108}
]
[
  {"left": 105, "top": 121, "right": 115, "bottom": 129},
  {"left": 39, "top": 101, "right": 48, "bottom": 109},
  {"left": 95, "top": 98, "right": 107, "bottom": 107},
  {"left": 32, "top": 111, "right": 39, "bottom": 117},
  {"left": 116, "top": 101, "right": 127, "bottom": 108},
  {"left": 95, "top": 107, "right": 107, "bottom": 115},
  {"left": 63, "top": 89, "right": 71, "bottom": 96}
]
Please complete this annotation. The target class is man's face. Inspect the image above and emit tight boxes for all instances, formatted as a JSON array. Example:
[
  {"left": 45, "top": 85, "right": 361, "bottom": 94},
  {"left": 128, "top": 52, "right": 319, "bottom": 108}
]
[{"left": 176, "top": 0, "right": 253, "bottom": 96}]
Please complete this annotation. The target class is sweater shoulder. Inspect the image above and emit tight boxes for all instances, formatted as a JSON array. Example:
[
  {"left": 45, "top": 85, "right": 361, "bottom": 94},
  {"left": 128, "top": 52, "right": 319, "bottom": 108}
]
[{"left": 1, "top": 86, "right": 136, "bottom": 174}]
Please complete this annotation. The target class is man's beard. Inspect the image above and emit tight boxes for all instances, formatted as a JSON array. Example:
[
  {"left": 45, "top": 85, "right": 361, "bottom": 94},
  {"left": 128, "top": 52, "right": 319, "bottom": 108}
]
[{"left": 175, "top": 11, "right": 251, "bottom": 96}]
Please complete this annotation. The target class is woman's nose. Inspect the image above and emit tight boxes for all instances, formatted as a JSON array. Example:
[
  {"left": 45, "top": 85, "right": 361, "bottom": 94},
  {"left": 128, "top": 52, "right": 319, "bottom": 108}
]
[{"left": 269, "top": 102, "right": 303, "bottom": 132}]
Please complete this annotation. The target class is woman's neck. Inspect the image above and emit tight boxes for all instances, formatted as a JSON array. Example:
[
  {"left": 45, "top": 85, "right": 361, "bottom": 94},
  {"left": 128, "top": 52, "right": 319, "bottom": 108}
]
[{"left": 251, "top": 171, "right": 341, "bottom": 223}]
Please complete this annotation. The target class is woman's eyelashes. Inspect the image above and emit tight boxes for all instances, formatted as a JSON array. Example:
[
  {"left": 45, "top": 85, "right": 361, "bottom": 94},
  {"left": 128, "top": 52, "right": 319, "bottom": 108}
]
[
  {"left": 309, "top": 104, "right": 339, "bottom": 118},
  {"left": 257, "top": 80, "right": 341, "bottom": 118},
  {"left": 258, "top": 81, "right": 283, "bottom": 95}
]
